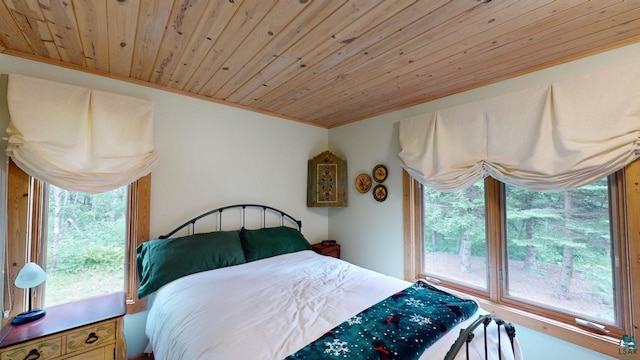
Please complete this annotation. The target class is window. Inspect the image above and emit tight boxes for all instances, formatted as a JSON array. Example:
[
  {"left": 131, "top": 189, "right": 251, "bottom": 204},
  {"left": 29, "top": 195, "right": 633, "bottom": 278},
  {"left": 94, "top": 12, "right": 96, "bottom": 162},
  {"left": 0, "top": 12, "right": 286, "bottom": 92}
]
[
  {"left": 423, "top": 181, "right": 487, "bottom": 291},
  {"left": 423, "top": 177, "right": 618, "bottom": 324},
  {"left": 42, "top": 184, "right": 127, "bottom": 307},
  {"left": 4, "top": 160, "right": 150, "bottom": 323},
  {"left": 404, "top": 160, "right": 640, "bottom": 356},
  {"left": 503, "top": 178, "right": 618, "bottom": 325}
]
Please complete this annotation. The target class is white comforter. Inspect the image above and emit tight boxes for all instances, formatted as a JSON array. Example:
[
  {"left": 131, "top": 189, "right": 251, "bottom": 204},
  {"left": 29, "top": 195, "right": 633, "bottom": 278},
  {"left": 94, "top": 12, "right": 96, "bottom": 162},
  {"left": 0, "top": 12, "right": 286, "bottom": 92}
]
[{"left": 146, "top": 250, "right": 522, "bottom": 360}]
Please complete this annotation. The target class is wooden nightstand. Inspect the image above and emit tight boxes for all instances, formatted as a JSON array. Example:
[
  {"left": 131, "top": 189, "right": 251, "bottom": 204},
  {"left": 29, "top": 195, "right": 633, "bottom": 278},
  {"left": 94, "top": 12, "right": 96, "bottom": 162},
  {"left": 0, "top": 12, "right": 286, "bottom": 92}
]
[
  {"left": 312, "top": 243, "right": 341, "bottom": 259},
  {"left": 0, "top": 292, "right": 126, "bottom": 360}
]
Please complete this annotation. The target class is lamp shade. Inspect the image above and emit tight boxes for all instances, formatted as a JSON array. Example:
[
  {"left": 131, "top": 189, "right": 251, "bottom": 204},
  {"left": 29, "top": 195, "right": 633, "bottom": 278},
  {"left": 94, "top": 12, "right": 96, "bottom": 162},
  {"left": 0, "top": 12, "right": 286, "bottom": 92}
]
[{"left": 14, "top": 262, "right": 46, "bottom": 289}]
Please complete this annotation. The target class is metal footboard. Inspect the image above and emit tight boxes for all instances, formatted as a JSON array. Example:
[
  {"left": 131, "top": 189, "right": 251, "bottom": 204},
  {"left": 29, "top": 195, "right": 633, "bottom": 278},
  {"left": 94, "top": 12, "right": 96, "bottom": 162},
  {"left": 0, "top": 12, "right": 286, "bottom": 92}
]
[{"left": 444, "top": 314, "right": 516, "bottom": 360}]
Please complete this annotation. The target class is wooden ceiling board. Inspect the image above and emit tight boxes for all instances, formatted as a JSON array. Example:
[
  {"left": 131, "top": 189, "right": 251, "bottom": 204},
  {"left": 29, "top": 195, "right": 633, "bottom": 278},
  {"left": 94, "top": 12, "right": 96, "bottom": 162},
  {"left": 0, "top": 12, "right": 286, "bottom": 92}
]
[
  {"left": 420, "top": 0, "right": 640, "bottom": 94},
  {"left": 0, "top": 1, "right": 33, "bottom": 53},
  {"left": 166, "top": 0, "right": 241, "bottom": 90},
  {"left": 323, "top": 25, "right": 640, "bottom": 128},
  {"left": 197, "top": 0, "right": 311, "bottom": 98},
  {"left": 72, "top": 0, "right": 110, "bottom": 71},
  {"left": 293, "top": 0, "right": 596, "bottom": 123},
  {"left": 299, "top": 0, "right": 633, "bottom": 124},
  {"left": 274, "top": 0, "right": 520, "bottom": 118},
  {"left": 221, "top": 0, "right": 348, "bottom": 103},
  {"left": 320, "top": 34, "right": 640, "bottom": 126},
  {"left": 4, "top": 0, "right": 59, "bottom": 59},
  {"left": 211, "top": 0, "right": 346, "bottom": 100},
  {"left": 223, "top": 0, "right": 454, "bottom": 105},
  {"left": 149, "top": 0, "right": 211, "bottom": 85},
  {"left": 106, "top": 0, "right": 138, "bottom": 76},
  {"left": 233, "top": 0, "right": 389, "bottom": 106},
  {"left": 131, "top": 0, "right": 175, "bottom": 81},
  {"left": 249, "top": 0, "right": 429, "bottom": 111},
  {"left": 40, "top": 0, "right": 86, "bottom": 66},
  {"left": 184, "top": 0, "right": 279, "bottom": 93},
  {"left": 1, "top": 0, "right": 640, "bottom": 128},
  {"left": 241, "top": 0, "right": 419, "bottom": 110}
]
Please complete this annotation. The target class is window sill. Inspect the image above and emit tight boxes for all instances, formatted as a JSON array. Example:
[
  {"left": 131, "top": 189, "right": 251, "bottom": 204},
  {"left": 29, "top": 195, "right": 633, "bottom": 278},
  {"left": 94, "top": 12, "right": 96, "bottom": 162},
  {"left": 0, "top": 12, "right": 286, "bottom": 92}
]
[
  {"left": 415, "top": 281, "right": 622, "bottom": 357},
  {"left": 472, "top": 295, "right": 621, "bottom": 357}
]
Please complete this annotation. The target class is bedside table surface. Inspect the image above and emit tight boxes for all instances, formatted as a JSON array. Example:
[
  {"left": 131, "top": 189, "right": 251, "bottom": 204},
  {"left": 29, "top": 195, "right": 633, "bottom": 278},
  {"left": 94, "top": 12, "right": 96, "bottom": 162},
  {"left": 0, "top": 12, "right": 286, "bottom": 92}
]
[
  {"left": 311, "top": 243, "right": 339, "bottom": 249},
  {"left": 311, "top": 243, "right": 341, "bottom": 259},
  {"left": 0, "top": 291, "right": 126, "bottom": 348}
]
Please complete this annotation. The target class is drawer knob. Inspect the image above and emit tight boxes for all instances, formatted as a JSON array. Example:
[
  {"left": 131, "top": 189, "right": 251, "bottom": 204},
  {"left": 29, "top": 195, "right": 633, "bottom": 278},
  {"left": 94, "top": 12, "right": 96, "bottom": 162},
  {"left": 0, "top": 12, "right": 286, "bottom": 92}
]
[
  {"left": 85, "top": 332, "right": 99, "bottom": 344},
  {"left": 23, "top": 349, "right": 40, "bottom": 360}
]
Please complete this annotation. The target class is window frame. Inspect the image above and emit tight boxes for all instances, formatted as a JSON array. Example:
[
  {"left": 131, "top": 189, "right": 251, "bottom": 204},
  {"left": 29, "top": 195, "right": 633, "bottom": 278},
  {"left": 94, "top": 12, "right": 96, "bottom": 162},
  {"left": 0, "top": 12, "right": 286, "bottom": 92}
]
[
  {"left": 403, "top": 159, "right": 640, "bottom": 357},
  {"left": 3, "top": 159, "right": 150, "bottom": 326}
]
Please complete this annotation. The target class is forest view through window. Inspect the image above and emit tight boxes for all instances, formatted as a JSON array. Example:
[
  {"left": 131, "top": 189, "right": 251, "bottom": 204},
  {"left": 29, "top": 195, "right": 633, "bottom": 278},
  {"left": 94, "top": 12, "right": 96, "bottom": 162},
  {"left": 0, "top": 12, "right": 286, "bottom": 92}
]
[
  {"left": 43, "top": 184, "right": 127, "bottom": 307},
  {"left": 423, "top": 181, "right": 488, "bottom": 290},
  {"left": 504, "top": 178, "right": 615, "bottom": 323},
  {"left": 423, "top": 177, "right": 617, "bottom": 325}
]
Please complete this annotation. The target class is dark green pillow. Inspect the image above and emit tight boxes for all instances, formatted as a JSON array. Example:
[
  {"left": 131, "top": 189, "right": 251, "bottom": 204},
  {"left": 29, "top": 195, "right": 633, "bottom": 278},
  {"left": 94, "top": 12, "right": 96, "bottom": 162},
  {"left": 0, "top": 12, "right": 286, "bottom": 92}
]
[
  {"left": 136, "top": 230, "right": 246, "bottom": 298},
  {"left": 240, "top": 226, "right": 311, "bottom": 262}
]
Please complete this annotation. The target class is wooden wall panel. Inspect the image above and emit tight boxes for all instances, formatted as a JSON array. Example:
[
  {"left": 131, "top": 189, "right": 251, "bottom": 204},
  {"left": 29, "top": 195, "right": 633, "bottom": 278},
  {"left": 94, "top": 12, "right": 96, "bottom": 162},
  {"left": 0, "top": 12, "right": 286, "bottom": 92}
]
[{"left": 3, "top": 160, "right": 29, "bottom": 327}]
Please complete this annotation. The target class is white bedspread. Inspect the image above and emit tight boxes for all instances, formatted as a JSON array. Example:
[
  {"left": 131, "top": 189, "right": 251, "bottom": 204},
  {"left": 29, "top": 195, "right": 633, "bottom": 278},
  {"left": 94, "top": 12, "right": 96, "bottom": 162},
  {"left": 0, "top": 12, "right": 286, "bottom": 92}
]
[{"left": 146, "top": 250, "right": 522, "bottom": 360}]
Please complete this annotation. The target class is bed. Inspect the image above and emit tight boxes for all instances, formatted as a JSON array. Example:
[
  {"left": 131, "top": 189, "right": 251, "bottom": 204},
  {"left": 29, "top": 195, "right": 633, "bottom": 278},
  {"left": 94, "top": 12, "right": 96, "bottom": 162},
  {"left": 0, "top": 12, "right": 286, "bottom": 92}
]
[{"left": 138, "top": 204, "right": 523, "bottom": 360}]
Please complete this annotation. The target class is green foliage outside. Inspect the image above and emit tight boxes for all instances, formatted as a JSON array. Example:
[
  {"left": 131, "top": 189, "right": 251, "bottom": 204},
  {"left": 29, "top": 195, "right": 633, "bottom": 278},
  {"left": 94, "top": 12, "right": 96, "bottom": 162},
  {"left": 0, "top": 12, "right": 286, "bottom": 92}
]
[
  {"left": 44, "top": 185, "right": 127, "bottom": 307},
  {"left": 504, "top": 181, "right": 610, "bottom": 269},
  {"left": 424, "top": 181, "right": 486, "bottom": 255},
  {"left": 423, "top": 177, "right": 614, "bottom": 322}
]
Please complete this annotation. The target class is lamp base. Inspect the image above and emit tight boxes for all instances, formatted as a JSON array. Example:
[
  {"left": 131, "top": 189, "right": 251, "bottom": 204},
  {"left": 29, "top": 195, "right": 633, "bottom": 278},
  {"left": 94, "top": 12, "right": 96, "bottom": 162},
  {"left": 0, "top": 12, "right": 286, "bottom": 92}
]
[{"left": 11, "top": 309, "right": 46, "bottom": 325}]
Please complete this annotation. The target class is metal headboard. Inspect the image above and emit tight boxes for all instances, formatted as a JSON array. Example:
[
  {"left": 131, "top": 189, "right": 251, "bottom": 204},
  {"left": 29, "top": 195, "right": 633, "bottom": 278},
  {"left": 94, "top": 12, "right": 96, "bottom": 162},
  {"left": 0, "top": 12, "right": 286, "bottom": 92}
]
[{"left": 158, "top": 204, "right": 302, "bottom": 239}]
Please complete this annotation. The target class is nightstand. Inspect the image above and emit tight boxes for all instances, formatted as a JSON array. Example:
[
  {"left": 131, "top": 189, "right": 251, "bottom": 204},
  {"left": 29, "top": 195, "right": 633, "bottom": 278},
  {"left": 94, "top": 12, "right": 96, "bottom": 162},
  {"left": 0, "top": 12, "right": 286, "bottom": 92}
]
[
  {"left": 312, "top": 243, "right": 341, "bottom": 259},
  {"left": 0, "top": 292, "right": 126, "bottom": 360}
]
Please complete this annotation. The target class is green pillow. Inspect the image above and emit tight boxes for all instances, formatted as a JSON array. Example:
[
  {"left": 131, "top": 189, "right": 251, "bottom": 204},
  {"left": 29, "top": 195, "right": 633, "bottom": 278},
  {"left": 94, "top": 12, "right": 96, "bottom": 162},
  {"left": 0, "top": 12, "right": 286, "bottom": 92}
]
[
  {"left": 240, "top": 226, "right": 311, "bottom": 262},
  {"left": 136, "top": 230, "right": 246, "bottom": 298}
]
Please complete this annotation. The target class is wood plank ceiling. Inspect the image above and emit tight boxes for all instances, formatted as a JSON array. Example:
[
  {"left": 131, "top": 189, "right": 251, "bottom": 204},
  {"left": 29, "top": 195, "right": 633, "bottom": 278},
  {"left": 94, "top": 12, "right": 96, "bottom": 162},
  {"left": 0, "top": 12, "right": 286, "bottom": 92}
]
[{"left": 1, "top": 0, "right": 640, "bottom": 128}]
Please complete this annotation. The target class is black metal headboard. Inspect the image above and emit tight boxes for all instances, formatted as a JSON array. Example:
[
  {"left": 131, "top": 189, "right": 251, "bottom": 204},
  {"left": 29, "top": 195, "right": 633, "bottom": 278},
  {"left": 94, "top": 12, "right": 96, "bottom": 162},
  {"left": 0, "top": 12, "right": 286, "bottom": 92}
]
[{"left": 158, "top": 204, "right": 302, "bottom": 239}]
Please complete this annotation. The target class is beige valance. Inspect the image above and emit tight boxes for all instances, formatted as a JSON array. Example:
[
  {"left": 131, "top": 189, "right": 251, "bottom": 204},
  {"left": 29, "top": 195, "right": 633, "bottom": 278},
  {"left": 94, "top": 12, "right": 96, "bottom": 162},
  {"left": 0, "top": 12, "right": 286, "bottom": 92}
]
[
  {"left": 398, "top": 60, "right": 640, "bottom": 191},
  {"left": 5, "top": 74, "right": 158, "bottom": 193}
]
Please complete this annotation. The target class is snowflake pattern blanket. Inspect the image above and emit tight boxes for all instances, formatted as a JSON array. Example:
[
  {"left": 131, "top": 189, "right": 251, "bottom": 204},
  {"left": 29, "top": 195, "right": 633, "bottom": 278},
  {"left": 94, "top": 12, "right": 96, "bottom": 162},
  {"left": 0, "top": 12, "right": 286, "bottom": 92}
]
[{"left": 286, "top": 281, "right": 478, "bottom": 360}]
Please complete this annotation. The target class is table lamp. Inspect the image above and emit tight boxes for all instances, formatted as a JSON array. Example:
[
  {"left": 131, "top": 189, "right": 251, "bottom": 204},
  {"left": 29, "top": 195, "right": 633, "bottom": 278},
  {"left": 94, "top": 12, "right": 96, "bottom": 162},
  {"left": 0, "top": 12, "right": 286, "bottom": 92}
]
[{"left": 11, "top": 262, "right": 47, "bottom": 325}]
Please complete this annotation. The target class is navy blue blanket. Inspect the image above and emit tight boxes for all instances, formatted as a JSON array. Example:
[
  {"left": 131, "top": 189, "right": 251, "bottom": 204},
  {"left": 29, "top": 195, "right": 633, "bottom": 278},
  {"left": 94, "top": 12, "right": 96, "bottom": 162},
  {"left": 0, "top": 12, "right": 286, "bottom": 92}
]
[{"left": 286, "top": 281, "right": 478, "bottom": 360}]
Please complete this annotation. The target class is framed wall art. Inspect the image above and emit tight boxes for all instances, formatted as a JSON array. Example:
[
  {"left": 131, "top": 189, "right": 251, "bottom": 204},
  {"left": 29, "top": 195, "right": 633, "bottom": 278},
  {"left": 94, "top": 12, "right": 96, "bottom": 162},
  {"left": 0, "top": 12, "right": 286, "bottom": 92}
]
[
  {"left": 372, "top": 164, "right": 388, "bottom": 182},
  {"left": 307, "top": 151, "right": 347, "bottom": 208},
  {"left": 355, "top": 173, "right": 372, "bottom": 194},
  {"left": 373, "top": 184, "right": 388, "bottom": 202}
]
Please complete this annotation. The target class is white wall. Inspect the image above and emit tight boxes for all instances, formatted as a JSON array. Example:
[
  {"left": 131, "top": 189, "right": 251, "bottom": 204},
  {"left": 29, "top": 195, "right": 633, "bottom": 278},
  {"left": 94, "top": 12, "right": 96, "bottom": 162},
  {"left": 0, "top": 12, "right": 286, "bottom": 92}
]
[
  {"left": 0, "top": 53, "right": 329, "bottom": 356},
  {"left": 328, "top": 42, "right": 640, "bottom": 360}
]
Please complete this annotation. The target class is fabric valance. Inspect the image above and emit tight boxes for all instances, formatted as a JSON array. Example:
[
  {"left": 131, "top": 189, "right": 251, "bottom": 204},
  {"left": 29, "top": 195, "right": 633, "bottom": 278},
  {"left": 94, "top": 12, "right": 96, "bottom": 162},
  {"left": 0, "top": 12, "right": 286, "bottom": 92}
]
[
  {"left": 5, "top": 74, "right": 158, "bottom": 193},
  {"left": 398, "top": 60, "right": 640, "bottom": 192}
]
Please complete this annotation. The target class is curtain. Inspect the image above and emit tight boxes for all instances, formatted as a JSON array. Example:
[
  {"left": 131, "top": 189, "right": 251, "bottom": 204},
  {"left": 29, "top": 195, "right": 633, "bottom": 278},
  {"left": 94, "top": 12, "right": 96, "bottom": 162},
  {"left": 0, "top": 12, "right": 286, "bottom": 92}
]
[
  {"left": 5, "top": 74, "right": 158, "bottom": 194},
  {"left": 398, "top": 60, "right": 640, "bottom": 192}
]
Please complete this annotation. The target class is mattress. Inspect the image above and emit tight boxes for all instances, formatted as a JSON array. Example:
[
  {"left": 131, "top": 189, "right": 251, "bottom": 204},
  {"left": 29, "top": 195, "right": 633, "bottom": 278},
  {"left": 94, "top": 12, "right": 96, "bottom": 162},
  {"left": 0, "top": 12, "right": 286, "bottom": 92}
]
[{"left": 145, "top": 250, "right": 522, "bottom": 359}]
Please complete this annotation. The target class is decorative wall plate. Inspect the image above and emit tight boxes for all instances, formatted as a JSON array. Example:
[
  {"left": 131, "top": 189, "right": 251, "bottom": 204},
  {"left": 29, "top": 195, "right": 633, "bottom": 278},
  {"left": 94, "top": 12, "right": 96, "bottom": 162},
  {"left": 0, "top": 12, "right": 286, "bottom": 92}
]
[
  {"left": 355, "top": 173, "right": 372, "bottom": 194},
  {"left": 372, "top": 164, "right": 388, "bottom": 183},
  {"left": 373, "top": 184, "right": 388, "bottom": 202}
]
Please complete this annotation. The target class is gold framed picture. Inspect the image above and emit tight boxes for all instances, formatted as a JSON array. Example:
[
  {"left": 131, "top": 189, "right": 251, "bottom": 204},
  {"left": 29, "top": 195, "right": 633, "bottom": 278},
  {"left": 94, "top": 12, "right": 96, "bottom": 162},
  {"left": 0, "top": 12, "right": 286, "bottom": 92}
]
[{"left": 307, "top": 151, "right": 347, "bottom": 207}]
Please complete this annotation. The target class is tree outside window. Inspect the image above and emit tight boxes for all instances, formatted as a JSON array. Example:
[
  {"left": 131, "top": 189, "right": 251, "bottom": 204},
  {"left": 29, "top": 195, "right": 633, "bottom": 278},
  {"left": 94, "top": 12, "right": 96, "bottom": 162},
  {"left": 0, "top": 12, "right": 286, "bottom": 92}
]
[
  {"left": 421, "top": 176, "right": 618, "bottom": 327},
  {"left": 44, "top": 185, "right": 127, "bottom": 307}
]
